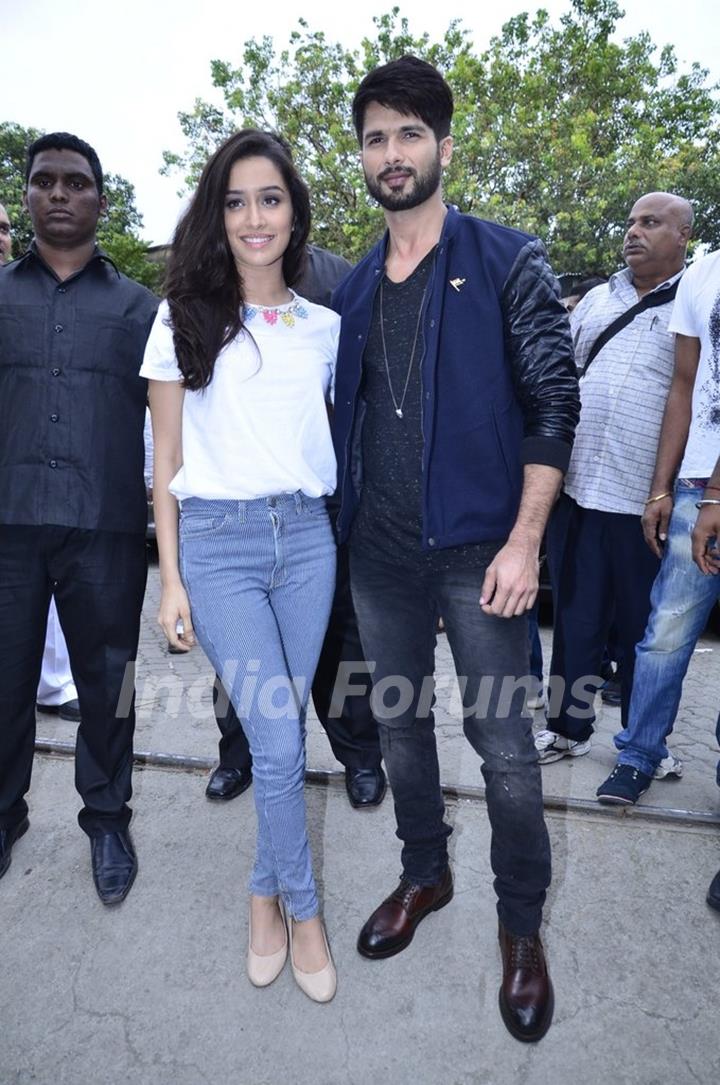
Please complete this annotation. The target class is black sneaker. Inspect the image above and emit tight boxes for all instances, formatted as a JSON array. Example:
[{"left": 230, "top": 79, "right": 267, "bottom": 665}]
[
  {"left": 707, "top": 869, "right": 720, "bottom": 913},
  {"left": 600, "top": 676, "right": 622, "bottom": 707},
  {"left": 596, "top": 764, "right": 652, "bottom": 806}
]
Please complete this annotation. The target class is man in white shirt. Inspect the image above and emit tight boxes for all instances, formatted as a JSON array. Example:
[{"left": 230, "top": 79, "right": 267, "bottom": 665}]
[
  {"left": 596, "top": 248, "right": 720, "bottom": 808},
  {"left": 535, "top": 192, "right": 692, "bottom": 764},
  {"left": 691, "top": 448, "right": 720, "bottom": 912}
]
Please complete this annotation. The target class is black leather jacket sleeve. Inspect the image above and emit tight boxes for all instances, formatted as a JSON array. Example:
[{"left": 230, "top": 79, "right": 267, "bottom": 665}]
[{"left": 501, "top": 239, "right": 580, "bottom": 473}]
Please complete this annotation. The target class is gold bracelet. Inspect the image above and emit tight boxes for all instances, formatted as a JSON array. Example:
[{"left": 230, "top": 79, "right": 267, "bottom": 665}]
[{"left": 644, "top": 491, "right": 672, "bottom": 505}]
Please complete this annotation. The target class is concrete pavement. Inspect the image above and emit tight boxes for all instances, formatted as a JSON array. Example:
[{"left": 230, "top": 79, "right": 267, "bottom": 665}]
[{"left": 2, "top": 558, "right": 719, "bottom": 1085}]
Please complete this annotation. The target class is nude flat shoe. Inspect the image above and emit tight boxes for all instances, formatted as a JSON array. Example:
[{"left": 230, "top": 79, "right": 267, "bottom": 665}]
[
  {"left": 247, "top": 898, "right": 288, "bottom": 987},
  {"left": 287, "top": 911, "right": 337, "bottom": 1004}
]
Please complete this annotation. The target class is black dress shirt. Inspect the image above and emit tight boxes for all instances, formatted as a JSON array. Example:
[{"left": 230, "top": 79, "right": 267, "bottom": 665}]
[
  {"left": 0, "top": 245, "right": 158, "bottom": 534},
  {"left": 297, "top": 245, "right": 352, "bottom": 307}
]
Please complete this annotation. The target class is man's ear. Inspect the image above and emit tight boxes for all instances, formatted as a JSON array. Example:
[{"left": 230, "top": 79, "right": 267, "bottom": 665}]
[
  {"left": 99, "top": 193, "right": 108, "bottom": 215},
  {"left": 22, "top": 188, "right": 28, "bottom": 212},
  {"left": 440, "top": 136, "right": 453, "bottom": 168}
]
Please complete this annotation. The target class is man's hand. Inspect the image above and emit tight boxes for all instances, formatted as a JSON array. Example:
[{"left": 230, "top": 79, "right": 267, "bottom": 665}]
[
  {"left": 642, "top": 495, "right": 673, "bottom": 558},
  {"left": 158, "top": 583, "right": 196, "bottom": 651},
  {"left": 480, "top": 539, "right": 539, "bottom": 618},
  {"left": 692, "top": 505, "right": 720, "bottom": 575}
]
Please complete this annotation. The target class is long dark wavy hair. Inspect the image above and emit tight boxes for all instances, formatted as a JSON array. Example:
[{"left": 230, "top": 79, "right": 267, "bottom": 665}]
[{"left": 165, "top": 129, "right": 311, "bottom": 390}]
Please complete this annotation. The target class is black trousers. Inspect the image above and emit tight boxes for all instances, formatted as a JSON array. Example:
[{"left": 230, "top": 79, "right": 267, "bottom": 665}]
[
  {"left": 0, "top": 525, "right": 147, "bottom": 836},
  {"left": 545, "top": 494, "right": 660, "bottom": 741},
  {"left": 213, "top": 542, "right": 380, "bottom": 771}
]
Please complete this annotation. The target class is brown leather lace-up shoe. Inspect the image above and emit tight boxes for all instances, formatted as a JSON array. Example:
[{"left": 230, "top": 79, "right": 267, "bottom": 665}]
[
  {"left": 357, "top": 867, "right": 453, "bottom": 959},
  {"left": 498, "top": 922, "right": 554, "bottom": 1042}
]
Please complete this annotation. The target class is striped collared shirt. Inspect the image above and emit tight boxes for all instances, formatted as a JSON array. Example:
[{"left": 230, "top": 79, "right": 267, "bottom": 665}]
[{"left": 564, "top": 266, "right": 683, "bottom": 516}]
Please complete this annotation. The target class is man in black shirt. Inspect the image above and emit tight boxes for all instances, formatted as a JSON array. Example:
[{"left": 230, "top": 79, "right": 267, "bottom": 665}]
[{"left": 0, "top": 133, "right": 157, "bottom": 904}]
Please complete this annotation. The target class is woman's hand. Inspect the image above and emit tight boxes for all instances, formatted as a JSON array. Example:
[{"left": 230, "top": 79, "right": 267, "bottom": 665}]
[{"left": 158, "top": 582, "right": 196, "bottom": 652}]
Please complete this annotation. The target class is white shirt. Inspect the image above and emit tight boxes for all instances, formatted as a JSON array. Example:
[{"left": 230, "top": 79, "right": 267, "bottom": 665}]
[
  {"left": 143, "top": 406, "right": 153, "bottom": 485},
  {"left": 668, "top": 251, "right": 720, "bottom": 478},
  {"left": 140, "top": 294, "right": 339, "bottom": 501},
  {"left": 564, "top": 267, "right": 682, "bottom": 516}
]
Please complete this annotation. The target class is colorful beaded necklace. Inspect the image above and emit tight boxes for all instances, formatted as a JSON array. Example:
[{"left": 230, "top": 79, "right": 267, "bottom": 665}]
[{"left": 244, "top": 291, "right": 309, "bottom": 328}]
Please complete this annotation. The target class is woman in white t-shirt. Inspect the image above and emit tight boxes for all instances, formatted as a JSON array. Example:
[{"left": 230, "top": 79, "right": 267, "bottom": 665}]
[{"left": 141, "top": 130, "right": 339, "bottom": 1003}]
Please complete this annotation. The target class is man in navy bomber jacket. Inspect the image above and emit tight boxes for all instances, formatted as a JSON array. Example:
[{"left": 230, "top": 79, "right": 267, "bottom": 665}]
[{"left": 331, "top": 56, "right": 579, "bottom": 1044}]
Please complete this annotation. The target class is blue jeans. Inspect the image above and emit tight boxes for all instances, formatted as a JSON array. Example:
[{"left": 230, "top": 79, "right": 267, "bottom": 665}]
[
  {"left": 349, "top": 546, "right": 551, "bottom": 937},
  {"left": 615, "top": 485, "right": 720, "bottom": 775},
  {"left": 179, "top": 493, "right": 336, "bottom": 920}
]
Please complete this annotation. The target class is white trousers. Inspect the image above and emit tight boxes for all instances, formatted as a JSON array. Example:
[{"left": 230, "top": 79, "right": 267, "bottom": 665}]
[{"left": 36, "top": 598, "right": 77, "bottom": 706}]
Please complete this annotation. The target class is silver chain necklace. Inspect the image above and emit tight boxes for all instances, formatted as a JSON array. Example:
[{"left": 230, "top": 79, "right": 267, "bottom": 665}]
[{"left": 379, "top": 277, "right": 428, "bottom": 419}]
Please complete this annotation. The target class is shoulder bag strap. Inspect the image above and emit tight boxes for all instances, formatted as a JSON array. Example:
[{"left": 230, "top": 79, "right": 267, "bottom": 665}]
[{"left": 579, "top": 280, "right": 680, "bottom": 377}]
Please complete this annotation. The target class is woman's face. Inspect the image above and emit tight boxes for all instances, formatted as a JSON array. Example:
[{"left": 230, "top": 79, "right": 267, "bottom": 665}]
[{"left": 223, "top": 155, "right": 293, "bottom": 279}]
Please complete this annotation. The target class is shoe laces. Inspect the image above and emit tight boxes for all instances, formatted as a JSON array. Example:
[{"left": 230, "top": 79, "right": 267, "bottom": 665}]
[
  {"left": 509, "top": 935, "right": 542, "bottom": 973},
  {"left": 391, "top": 879, "right": 422, "bottom": 910}
]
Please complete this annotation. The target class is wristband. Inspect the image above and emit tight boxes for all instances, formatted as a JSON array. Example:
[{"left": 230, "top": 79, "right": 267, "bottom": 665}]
[
  {"left": 696, "top": 499, "right": 720, "bottom": 508},
  {"left": 644, "top": 492, "right": 672, "bottom": 505}
]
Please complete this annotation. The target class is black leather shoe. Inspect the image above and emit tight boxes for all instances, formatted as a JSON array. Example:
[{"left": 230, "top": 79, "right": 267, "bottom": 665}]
[
  {"left": 0, "top": 817, "right": 30, "bottom": 880},
  {"left": 357, "top": 867, "right": 453, "bottom": 959},
  {"left": 498, "top": 923, "right": 554, "bottom": 1042},
  {"left": 205, "top": 765, "right": 253, "bottom": 801},
  {"left": 36, "top": 698, "right": 82, "bottom": 722},
  {"left": 707, "top": 868, "right": 720, "bottom": 912},
  {"left": 90, "top": 829, "right": 138, "bottom": 905},
  {"left": 345, "top": 766, "right": 386, "bottom": 808}
]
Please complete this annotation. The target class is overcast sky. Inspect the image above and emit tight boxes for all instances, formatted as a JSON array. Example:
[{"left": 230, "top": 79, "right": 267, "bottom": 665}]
[{"left": 3, "top": 0, "right": 717, "bottom": 244}]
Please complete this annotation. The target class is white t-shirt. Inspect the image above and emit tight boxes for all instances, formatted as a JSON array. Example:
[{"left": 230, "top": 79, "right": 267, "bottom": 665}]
[
  {"left": 143, "top": 406, "right": 153, "bottom": 485},
  {"left": 668, "top": 251, "right": 720, "bottom": 477},
  {"left": 140, "top": 293, "right": 339, "bottom": 501}
]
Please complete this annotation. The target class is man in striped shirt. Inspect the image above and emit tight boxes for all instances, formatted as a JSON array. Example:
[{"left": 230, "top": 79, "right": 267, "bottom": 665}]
[
  {"left": 535, "top": 192, "right": 693, "bottom": 764},
  {"left": 597, "top": 250, "right": 720, "bottom": 813}
]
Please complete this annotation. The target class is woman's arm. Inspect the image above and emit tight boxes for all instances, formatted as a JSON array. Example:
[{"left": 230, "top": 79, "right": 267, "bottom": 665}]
[{"left": 148, "top": 379, "right": 196, "bottom": 652}]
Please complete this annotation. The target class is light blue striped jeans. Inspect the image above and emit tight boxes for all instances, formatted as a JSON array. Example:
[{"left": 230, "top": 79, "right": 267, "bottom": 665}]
[{"left": 179, "top": 492, "right": 336, "bottom": 919}]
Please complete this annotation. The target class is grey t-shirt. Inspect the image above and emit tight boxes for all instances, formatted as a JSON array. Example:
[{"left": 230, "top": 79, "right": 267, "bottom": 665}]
[{"left": 351, "top": 250, "right": 500, "bottom": 568}]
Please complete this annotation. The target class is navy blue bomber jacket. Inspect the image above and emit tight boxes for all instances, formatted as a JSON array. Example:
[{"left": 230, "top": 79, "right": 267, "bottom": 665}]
[{"left": 331, "top": 206, "right": 580, "bottom": 549}]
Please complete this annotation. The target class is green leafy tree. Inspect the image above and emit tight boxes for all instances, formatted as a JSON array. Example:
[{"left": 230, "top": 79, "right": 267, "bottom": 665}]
[
  {"left": 162, "top": 0, "right": 720, "bottom": 272},
  {"left": 0, "top": 121, "right": 43, "bottom": 252},
  {"left": 0, "top": 121, "right": 161, "bottom": 289}
]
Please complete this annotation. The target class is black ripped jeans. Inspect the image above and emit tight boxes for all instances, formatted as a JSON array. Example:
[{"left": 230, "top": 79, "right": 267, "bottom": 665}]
[{"left": 349, "top": 545, "right": 551, "bottom": 937}]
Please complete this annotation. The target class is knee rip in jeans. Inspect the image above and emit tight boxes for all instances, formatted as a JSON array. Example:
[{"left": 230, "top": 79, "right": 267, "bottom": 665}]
[
  {"left": 645, "top": 608, "right": 701, "bottom": 653},
  {"left": 482, "top": 748, "right": 538, "bottom": 774},
  {"left": 482, "top": 758, "right": 541, "bottom": 805}
]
